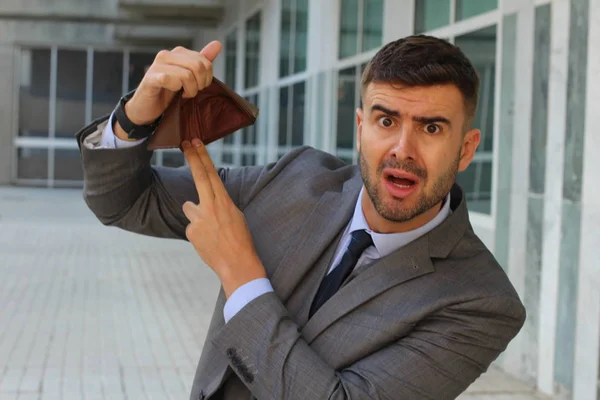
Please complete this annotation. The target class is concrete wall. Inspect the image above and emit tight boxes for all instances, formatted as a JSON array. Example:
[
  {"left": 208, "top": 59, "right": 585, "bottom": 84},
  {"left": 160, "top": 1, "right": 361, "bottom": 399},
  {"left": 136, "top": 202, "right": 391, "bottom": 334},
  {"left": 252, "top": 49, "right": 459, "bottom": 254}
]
[
  {"left": 0, "top": 21, "right": 113, "bottom": 46},
  {"left": 119, "top": 0, "right": 222, "bottom": 6},
  {"left": 0, "top": 0, "right": 115, "bottom": 15}
]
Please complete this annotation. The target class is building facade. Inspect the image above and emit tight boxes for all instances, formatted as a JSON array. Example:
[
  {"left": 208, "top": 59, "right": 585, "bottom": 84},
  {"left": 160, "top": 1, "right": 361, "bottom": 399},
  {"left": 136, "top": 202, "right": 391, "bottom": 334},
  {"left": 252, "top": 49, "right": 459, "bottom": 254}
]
[{"left": 0, "top": 0, "right": 598, "bottom": 398}]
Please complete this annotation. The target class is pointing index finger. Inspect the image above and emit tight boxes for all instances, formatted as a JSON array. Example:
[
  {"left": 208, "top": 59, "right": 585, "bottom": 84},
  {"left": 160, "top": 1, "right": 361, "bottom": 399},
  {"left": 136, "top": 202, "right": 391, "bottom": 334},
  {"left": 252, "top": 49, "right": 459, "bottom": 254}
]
[
  {"left": 182, "top": 140, "right": 214, "bottom": 204},
  {"left": 192, "top": 140, "right": 229, "bottom": 199}
]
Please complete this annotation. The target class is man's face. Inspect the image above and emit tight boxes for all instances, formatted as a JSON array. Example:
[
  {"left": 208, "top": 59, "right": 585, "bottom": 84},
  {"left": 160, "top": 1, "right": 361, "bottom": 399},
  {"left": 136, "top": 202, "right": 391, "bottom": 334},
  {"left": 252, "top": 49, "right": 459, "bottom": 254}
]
[{"left": 356, "top": 82, "right": 480, "bottom": 232}]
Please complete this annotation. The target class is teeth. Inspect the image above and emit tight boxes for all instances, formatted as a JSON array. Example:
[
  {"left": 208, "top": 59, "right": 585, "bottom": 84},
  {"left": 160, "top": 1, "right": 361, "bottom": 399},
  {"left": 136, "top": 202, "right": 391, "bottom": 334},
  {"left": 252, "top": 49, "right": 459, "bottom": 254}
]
[{"left": 392, "top": 183, "right": 412, "bottom": 188}]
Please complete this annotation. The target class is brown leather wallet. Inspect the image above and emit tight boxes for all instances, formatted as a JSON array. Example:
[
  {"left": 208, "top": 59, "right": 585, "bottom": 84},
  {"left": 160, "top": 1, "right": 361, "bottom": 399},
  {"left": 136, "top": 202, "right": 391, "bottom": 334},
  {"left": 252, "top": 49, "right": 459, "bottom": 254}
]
[{"left": 147, "top": 78, "right": 259, "bottom": 151}]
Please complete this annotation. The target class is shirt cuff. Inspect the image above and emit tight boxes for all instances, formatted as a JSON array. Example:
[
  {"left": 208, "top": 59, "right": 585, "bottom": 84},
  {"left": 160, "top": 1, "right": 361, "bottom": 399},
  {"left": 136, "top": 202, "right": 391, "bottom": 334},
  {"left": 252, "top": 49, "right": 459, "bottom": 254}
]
[
  {"left": 100, "top": 112, "right": 146, "bottom": 149},
  {"left": 223, "top": 278, "right": 274, "bottom": 323}
]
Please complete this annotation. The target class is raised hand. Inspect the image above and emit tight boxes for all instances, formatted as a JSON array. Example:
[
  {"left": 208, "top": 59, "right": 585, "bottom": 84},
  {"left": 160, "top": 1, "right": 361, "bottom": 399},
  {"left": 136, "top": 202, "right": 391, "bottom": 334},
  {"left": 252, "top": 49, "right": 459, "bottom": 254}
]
[
  {"left": 181, "top": 138, "right": 267, "bottom": 298},
  {"left": 119, "top": 41, "right": 222, "bottom": 129}
]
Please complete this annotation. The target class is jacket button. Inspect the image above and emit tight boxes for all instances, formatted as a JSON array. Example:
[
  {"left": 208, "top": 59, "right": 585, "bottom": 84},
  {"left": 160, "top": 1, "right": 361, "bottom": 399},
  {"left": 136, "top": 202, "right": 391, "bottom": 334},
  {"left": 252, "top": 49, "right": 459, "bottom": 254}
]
[{"left": 226, "top": 347, "right": 236, "bottom": 357}]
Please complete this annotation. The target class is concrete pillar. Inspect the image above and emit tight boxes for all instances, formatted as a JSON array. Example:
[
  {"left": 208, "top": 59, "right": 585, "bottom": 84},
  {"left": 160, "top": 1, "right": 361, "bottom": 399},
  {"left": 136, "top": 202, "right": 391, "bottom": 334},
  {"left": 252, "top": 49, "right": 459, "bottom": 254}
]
[
  {"left": 573, "top": 0, "right": 600, "bottom": 397},
  {"left": 0, "top": 44, "right": 16, "bottom": 185}
]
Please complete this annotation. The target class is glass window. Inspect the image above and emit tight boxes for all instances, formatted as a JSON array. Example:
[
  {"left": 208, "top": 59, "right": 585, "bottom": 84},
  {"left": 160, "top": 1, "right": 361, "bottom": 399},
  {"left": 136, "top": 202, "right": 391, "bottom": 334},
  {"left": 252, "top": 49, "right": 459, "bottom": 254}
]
[
  {"left": 336, "top": 67, "right": 358, "bottom": 151},
  {"left": 29, "top": 49, "right": 51, "bottom": 98},
  {"left": 245, "top": 12, "right": 261, "bottom": 89},
  {"left": 225, "top": 30, "right": 237, "bottom": 88},
  {"left": 280, "top": 0, "right": 293, "bottom": 77},
  {"left": 242, "top": 154, "right": 256, "bottom": 166},
  {"left": 17, "top": 148, "right": 48, "bottom": 180},
  {"left": 92, "top": 51, "right": 123, "bottom": 120},
  {"left": 19, "top": 48, "right": 50, "bottom": 138},
  {"left": 529, "top": 4, "right": 551, "bottom": 196},
  {"left": 339, "top": 0, "right": 383, "bottom": 59},
  {"left": 223, "top": 134, "right": 235, "bottom": 145},
  {"left": 339, "top": 0, "right": 359, "bottom": 59},
  {"left": 56, "top": 49, "right": 87, "bottom": 101},
  {"left": 456, "top": 0, "right": 498, "bottom": 21},
  {"left": 278, "top": 86, "right": 289, "bottom": 146},
  {"left": 240, "top": 94, "right": 260, "bottom": 165},
  {"left": 294, "top": 0, "right": 309, "bottom": 74},
  {"left": 162, "top": 151, "right": 185, "bottom": 168},
  {"left": 457, "top": 159, "right": 493, "bottom": 214},
  {"left": 222, "top": 153, "right": 234, "bottom": 164},
  {"left": 362, "top": 0, "right": 383, "bottom": 52},
  {"left": 291, "top": 81, "right": 305, "bottom": 146},
  {"left": 54, "top": 149, "right": 83, "bottom": 181},
  {"left": 280, "top": 0, "right": 308, "bottom": 77},
  {"left": 455, "top": 25, "right": 497, "bottom": 214},
  {"left": 55, "top": 49, "right": 87, "bottom": 138},
  {"left": 221, "top": 82, "right": 244, "bottom": 165},
  {"left": 479, "top": 161, "right": 493, "bottom": 198},
  {"left": 415, "top": 0, "right": 451, "bottom": 33},
  {"left": 128, "top": 52, "right": 155, "bottom": 92},
  {"left": 243, "top": 123, "right": 257, "bottom": 146},
  {"left": 15, "top": 46, "right": 171, "bottom": 188},
  {"left": 242, "top": 94, "right": 259, "bottom": 146},
  {"left": 278, "top": 82, "right": 305, "bottom": 148}
]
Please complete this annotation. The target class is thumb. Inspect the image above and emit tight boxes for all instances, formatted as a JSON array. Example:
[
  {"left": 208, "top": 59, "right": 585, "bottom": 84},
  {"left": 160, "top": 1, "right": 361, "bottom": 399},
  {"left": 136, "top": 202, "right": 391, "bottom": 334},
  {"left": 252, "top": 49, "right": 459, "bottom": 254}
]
[{"left": 200, "top": 40, "right": 222, "bottom": 62}]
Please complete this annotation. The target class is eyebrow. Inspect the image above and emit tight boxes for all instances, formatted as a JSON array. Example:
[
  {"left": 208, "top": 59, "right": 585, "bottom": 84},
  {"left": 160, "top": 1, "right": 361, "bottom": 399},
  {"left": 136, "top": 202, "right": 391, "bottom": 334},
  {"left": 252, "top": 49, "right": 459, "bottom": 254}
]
[
  {"left": 370, "top": 104, "right": 452, "bottom": 128},
  {"left": 371, "top": 104, "right": 400, "bottom": 117},
  {"left": 413, "top": 116, "right": 452, "bottom": 128}
]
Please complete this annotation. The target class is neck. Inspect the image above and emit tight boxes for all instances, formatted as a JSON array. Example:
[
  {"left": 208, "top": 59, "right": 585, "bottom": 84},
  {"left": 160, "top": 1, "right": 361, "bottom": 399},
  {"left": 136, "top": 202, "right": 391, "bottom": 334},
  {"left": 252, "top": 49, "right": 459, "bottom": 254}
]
[{"left": 361, "top": 192, "right": 445, "bottom": 234}]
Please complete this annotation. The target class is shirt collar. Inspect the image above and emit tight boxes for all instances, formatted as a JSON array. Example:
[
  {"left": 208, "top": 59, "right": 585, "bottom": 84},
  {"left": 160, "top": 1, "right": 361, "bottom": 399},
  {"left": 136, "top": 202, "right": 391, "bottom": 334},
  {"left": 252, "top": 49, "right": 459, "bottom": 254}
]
[{"left": 349, "top": 188, "right": 452, "bottom": 258}]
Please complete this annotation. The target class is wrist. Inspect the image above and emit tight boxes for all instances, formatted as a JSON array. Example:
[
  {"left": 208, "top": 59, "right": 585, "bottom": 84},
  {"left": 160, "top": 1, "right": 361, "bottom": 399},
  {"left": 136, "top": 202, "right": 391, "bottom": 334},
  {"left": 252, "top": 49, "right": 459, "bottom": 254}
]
[
  {"left": 219, "top": 261, "right": 267, "bottom": 299},
  {"left": 113, "top": 91, "right": 163, "bottom": 141},
  {"left": 112, "top": 113, "right": 138, "bottom": 142},
  {"left": 123, "top": 97, "right": 157, "bottom": 126}
]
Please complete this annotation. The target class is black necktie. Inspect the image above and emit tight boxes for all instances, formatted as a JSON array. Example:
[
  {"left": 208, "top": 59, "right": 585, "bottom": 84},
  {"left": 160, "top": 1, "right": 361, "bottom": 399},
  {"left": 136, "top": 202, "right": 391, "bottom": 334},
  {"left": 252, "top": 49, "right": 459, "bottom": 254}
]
[{"left": 309, "top": 229, "right": 373, "bottom": 318}]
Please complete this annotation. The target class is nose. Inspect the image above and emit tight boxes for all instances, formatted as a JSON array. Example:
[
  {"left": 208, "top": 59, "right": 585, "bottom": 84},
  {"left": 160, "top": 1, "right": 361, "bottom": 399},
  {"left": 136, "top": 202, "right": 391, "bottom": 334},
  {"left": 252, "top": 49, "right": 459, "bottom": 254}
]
[{"left": 389, "top": 126, "right": 417, "bottom": 162}]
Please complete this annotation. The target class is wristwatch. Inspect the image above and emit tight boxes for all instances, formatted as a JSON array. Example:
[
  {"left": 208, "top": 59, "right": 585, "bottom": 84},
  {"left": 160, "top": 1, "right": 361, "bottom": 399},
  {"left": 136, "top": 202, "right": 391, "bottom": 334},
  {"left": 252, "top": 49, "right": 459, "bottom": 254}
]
[{"left": 114, "top": 90, "right": 163, "bottom": 140}]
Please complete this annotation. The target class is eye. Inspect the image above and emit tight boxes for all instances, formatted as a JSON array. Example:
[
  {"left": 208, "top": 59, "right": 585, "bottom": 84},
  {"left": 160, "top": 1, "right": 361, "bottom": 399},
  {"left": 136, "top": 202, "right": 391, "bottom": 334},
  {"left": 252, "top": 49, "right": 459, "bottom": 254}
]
[
  {"left": 378, "top": 117, "right": 394, "bottom": 128},
  {"left": 424, "top": 124, "right": 441, "bottom": 135}
]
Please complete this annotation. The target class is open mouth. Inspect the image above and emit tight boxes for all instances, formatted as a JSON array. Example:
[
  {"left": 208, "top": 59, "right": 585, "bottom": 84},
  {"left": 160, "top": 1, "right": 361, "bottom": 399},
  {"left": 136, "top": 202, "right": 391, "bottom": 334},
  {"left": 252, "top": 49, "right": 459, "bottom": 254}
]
[
  {"left": 382, "top": 169, "right": 421, "bottom": 199},
  {"left": 387, "top": 174, "right": 417, "bottom": 188}
]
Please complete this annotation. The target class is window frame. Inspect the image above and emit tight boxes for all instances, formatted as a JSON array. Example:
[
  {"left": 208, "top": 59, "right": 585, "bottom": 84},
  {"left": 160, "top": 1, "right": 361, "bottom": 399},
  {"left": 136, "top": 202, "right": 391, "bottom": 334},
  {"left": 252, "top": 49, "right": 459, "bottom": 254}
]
[
  {"left": 338, "top": 0, "right": 384, "bottom": 60},
  {"left": 216, "top": 4, "right": 270, "bottom": 168},
  {"left": 279, "top": 0, "right": 309, "bottom": 78},
  {"left": 414, "top": 0, "right": 501, "bottom": 34},
  {"left": 275, "top": 73, "right": 310, "bottom": 157},
  {"left": 419, "top": 7, "right": 501, "bottom": 221},
  {"left": 12, "top": 44, "right": 172, "bottom": 188},
  {"left": 333, "top": 0, "right": 384, "bottom": 164}
]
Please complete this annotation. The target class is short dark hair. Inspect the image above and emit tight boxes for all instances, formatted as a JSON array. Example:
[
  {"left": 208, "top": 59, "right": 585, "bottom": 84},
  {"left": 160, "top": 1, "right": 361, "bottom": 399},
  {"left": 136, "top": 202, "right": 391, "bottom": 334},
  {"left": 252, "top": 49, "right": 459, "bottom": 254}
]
[{"left": 361, "top": 35, "right": 480, "bottom": 129}]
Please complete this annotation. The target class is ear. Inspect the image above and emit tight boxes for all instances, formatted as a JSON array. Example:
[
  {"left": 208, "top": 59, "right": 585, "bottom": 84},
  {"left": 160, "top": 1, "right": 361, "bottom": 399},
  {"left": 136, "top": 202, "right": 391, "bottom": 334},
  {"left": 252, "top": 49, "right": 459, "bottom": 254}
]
[
  {"left": 458, "top": 128, "right": 481, "bottom": 172},
  {"left": 356, "top": 108, "right": 364, "bottom": 152}
]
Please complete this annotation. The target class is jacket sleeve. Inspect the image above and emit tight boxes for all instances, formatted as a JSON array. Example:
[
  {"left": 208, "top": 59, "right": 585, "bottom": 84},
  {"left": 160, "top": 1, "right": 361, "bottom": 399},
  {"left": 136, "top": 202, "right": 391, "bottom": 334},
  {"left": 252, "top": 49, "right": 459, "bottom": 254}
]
[
  {"left": 76, "top": 116, "right": 309, "bottom": 240},
  {"left": 210, "top": 291, "right": 526, "bottom": 400}
]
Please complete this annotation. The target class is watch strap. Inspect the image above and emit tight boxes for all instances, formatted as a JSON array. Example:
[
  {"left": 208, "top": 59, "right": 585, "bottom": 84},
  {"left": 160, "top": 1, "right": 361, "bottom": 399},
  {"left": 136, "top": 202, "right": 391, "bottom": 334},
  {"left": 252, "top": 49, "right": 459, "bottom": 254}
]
[{"left": 114, "top": 90, "right": 162, "bottom": 140}]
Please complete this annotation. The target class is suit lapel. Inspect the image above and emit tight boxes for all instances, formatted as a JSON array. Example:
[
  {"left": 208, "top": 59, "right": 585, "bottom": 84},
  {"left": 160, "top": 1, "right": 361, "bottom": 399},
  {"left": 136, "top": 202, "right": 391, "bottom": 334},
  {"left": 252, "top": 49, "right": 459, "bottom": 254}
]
[
  {"left": 270, "top": 170, "right": 363, "bottom": 303},
  {"left": 301, "top": 237, "right": 435, "bottom": 343},
  {"left": 301, "top": 183, "right": 471, "bottom": 343}
]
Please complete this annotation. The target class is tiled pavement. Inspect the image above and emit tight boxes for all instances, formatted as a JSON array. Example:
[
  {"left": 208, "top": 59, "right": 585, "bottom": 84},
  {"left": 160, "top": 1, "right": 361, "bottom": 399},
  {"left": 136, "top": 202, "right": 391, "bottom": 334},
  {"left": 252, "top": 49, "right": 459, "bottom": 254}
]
[{"left": 0, "top": 186, "right": 549, "bottom": 400}]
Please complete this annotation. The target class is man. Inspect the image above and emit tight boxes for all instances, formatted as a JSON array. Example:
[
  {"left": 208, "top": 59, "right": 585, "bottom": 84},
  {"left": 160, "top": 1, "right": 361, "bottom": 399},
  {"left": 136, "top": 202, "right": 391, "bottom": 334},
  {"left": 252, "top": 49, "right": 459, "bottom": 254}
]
[{"left": 76, "top": 36, "right": 526, "bottom": 399}]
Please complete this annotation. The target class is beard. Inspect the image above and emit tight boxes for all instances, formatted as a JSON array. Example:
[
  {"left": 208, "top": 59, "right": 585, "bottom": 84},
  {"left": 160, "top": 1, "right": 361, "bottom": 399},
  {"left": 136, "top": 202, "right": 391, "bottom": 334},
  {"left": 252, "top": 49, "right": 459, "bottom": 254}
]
[{"left": 359, "top": 150, "right": 460, "bottom": 223}]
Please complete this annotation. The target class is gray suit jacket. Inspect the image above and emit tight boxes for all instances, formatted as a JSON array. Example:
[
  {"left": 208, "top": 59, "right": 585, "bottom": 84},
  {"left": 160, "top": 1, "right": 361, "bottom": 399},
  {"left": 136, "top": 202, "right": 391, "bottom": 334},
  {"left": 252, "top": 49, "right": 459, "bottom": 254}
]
[{"left": 76, "top": 116, "right": 526, "bottom": 400}]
